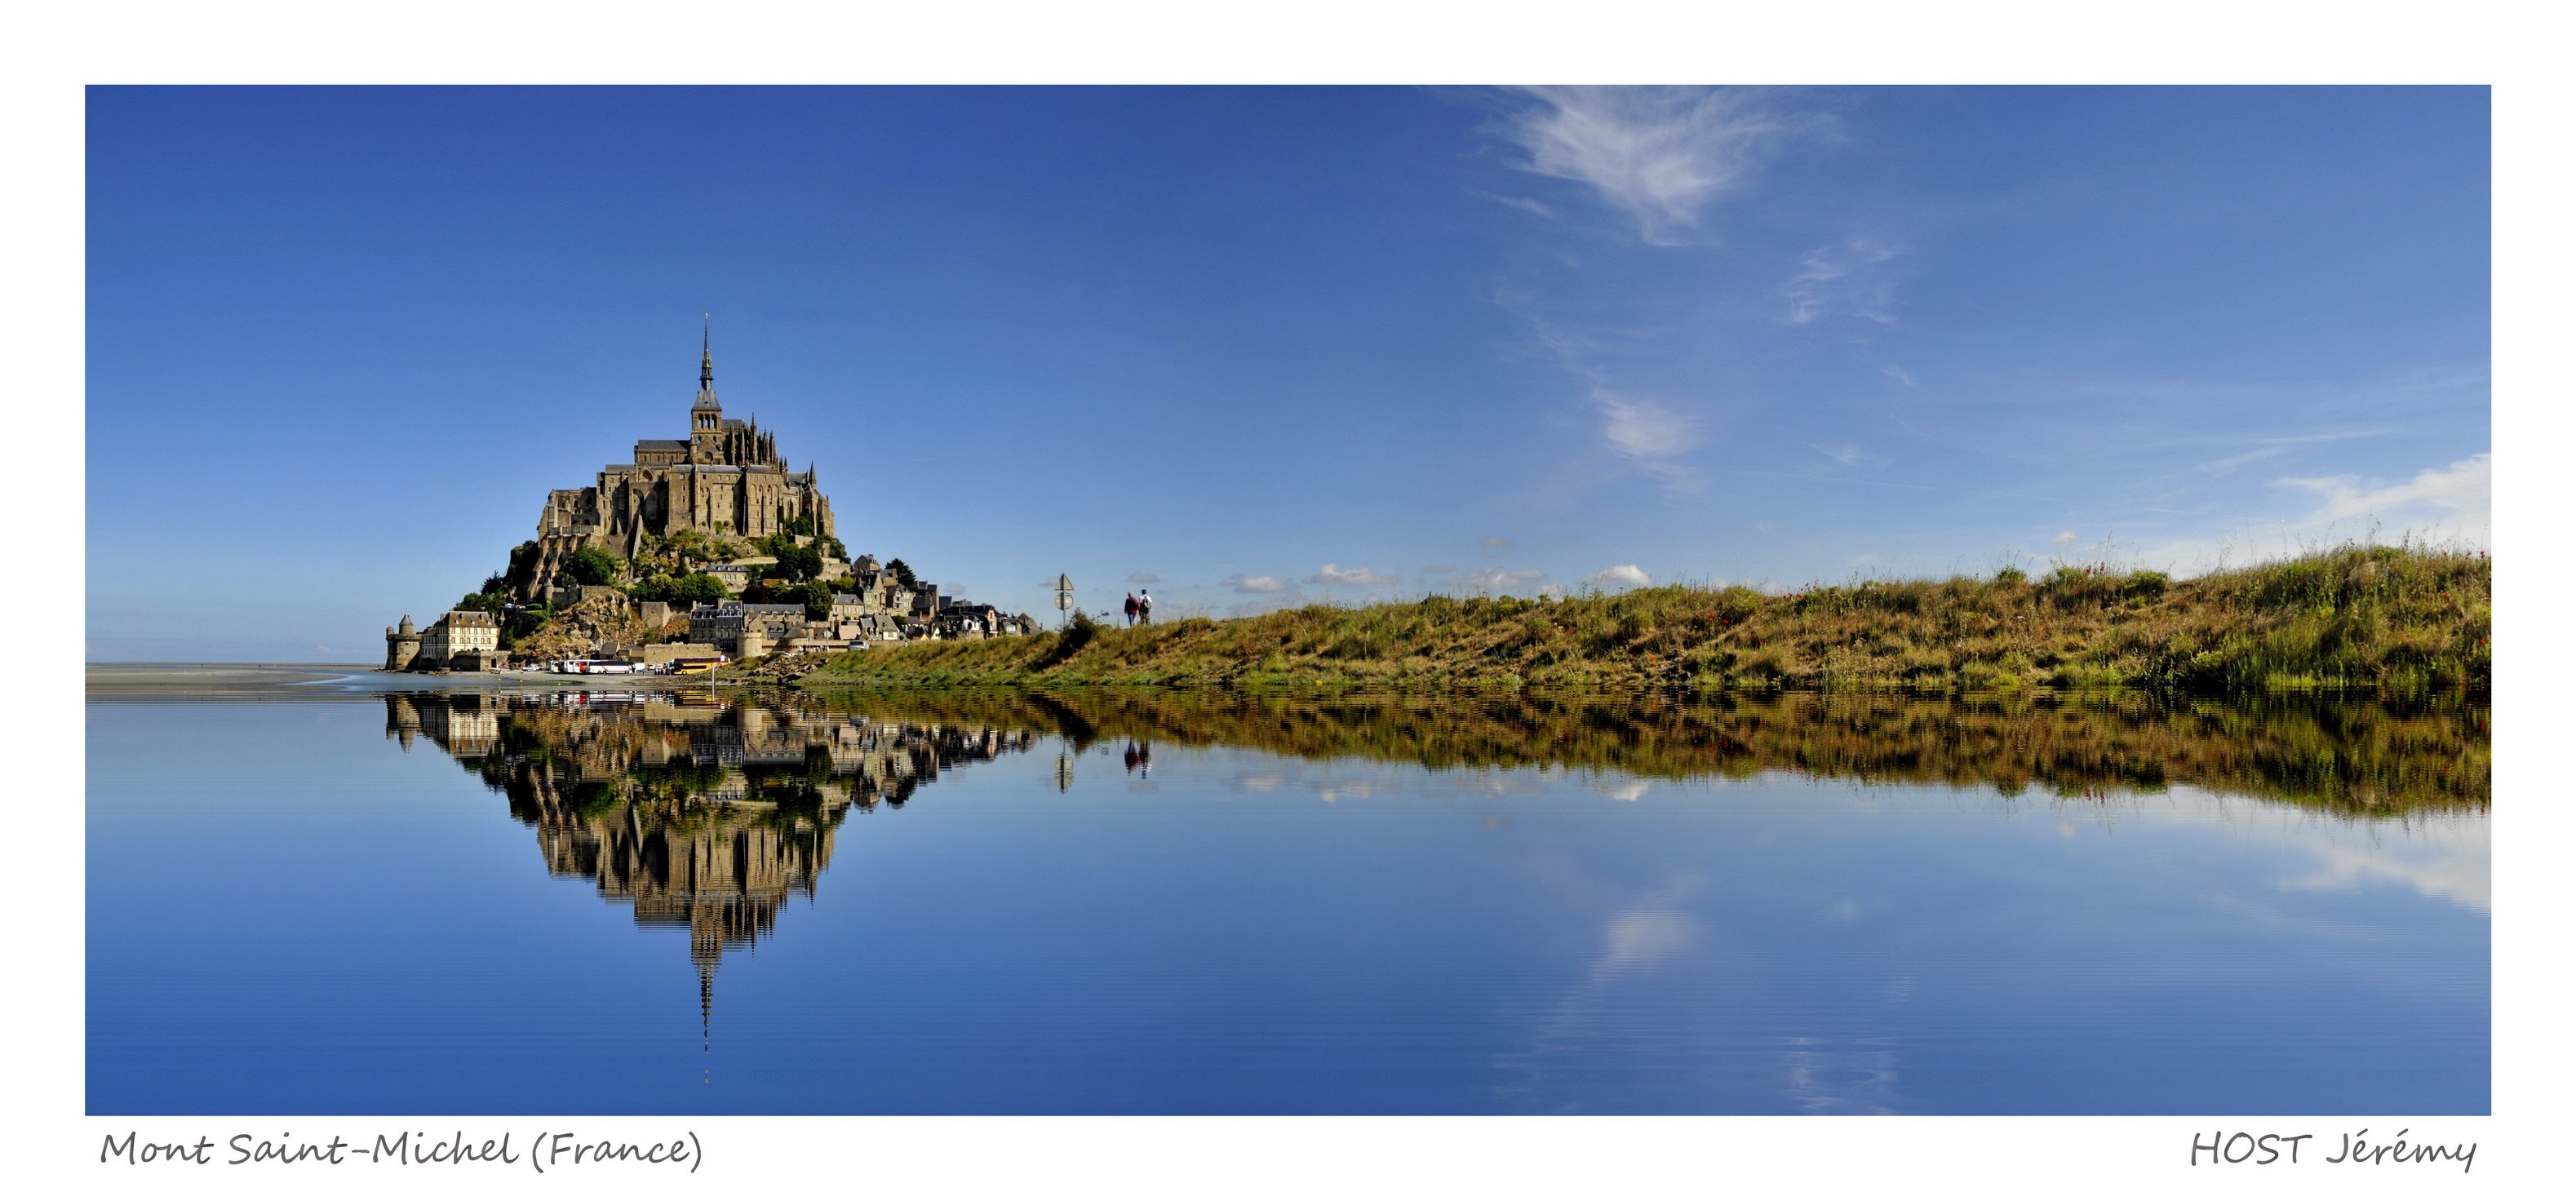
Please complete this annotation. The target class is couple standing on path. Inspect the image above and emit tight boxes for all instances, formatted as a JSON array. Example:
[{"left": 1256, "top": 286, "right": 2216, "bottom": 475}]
[{"left": 1123, "top": 590, "right": 1154, "bottom": 627}]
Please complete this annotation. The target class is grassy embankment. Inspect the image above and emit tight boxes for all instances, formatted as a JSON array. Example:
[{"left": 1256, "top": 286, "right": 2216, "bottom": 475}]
[{"left": 796, "top": 544, "right": 2490, "bottom": 697}]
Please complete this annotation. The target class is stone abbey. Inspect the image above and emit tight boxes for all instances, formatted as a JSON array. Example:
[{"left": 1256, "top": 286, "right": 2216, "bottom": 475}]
[
  {"left": 518, "top": 330, "right": 836, "bottom": 600},
  {"left": 384, "top": 327, "right": 1036, "bottom": 671}
]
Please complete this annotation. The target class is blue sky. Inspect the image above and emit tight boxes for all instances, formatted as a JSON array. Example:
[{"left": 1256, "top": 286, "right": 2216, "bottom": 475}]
[{"left": 86, "top": 86, "right": 2490, "bottom": 661}]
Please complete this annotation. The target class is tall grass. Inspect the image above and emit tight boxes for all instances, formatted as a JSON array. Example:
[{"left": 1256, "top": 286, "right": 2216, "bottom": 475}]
[{"left": 800, "top": 543, "right": 2490, "bottom": 699}]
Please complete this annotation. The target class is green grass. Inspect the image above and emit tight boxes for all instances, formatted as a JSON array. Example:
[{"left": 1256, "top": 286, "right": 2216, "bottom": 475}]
[{"left": 797, "top": 543, "right": 2490, "bottom": 699}]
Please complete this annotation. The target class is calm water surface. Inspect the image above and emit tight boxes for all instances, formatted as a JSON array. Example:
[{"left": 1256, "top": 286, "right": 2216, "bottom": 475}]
[{"left": 86, "top": 680, "right": 2489, "bottom": 1115}]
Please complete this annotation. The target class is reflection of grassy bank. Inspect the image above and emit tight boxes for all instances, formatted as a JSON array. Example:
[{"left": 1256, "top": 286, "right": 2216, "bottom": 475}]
[
  {"left": 801, "top": 547, "right": 2489, "bottom": 698},
  {"left": 803, "top": 688, "right": 2488, "bottom": 815}
]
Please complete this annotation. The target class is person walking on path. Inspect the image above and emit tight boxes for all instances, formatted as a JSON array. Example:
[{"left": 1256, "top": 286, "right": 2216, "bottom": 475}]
[
  {"left": 1137, "top": 590, "right": 1154, "bottom": 625},
  {"left": 1123, "top": 592, "right": 1140, "bottom": 627}
]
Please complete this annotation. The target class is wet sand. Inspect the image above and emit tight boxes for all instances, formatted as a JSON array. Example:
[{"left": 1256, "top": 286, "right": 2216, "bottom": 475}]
[
  {"left": 86, "top": 662, "right": 712, "bottom": 700},
  {"left": 86, "top": 663, "right": 369, "bottom": 693}
]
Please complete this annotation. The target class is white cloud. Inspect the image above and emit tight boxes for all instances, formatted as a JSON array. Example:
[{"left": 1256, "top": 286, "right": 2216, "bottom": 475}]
[
  {"left": 1584, "top": 564, "right": 1652, "bottom": 590},
  {"left": 2053, "top": 530, "right": 2078, "bottom": 545},
  {"left": 2280, "top": 453, "right": 2491, "bottom": 528},
  {"left": 1307, "top": 563, "right": 1403, "bottom": 587},
  {"left": 1219, "top": 573, "right": 1289, "bottom": 594},
  {"left": 1125, "top": 570, "right": 1159, "bottom": 584},
  {"left": 1785, "top": 237, "right": 1902, "bottom": 324},
  {"left": 1479, "top": 537, "right": 1514, "bottom": 550},
  {"left": 1501, "top": 86, "right": 1811, "bottom": 246},
  {"left": 1881, "top": 364, "right": 1914, "bottom": 387},
  {"left": 1449, "top": 566, "right": 1550, "bottom": 595}
]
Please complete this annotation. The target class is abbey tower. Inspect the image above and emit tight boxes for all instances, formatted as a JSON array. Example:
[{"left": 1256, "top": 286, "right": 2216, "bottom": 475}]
[{"left": 516, "top": 330, "right": 837, "bottom": 600}]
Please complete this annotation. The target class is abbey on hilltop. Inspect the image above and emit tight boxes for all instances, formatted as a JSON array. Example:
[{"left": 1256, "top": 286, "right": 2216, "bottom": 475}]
[
  {"left": 383, "top": 326, "right": 1037, "bottom": 673},
  {"left": 517, "top": 329, "right": 837, "bottom": 600}
]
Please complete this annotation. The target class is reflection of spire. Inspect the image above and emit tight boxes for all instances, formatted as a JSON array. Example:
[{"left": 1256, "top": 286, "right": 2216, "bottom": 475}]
[{"left": 698, "top": 956, "right": 716, "bottom": 1061}]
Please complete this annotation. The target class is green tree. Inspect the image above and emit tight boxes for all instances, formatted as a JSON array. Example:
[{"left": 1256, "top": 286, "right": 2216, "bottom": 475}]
[
  {"left": 797, "top": 578, "right": 834, "bottom": 621},
  {"left": 774, "top": 544, "right": 824, "bottom": 582},
  {"left": 672, "top": 573, "right": 728, "bottom": 606},
  {"left": 564, "top": 545, "right": 621, "bottom": 587},
  {"left": 887, "top": 557, "right": 919, "bottom": 590}
]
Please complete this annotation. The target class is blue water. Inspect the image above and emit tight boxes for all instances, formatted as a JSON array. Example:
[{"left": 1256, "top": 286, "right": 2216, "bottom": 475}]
[{"left": 86, "top": 688, "right": 2489, "bottom": 1115}]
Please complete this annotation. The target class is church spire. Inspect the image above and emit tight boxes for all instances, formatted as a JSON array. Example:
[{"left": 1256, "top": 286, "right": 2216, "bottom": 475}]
[{"left": 691, "top": 315, "right": 721, "bottom": 419}]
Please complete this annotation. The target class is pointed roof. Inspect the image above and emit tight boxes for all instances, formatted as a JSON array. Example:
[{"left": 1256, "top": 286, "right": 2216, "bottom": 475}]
[{"left": 693, "top": 317, "right": 722, "bottom": 413}]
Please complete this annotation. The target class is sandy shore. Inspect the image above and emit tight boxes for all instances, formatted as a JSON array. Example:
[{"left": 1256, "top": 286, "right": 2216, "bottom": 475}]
[{"left": 86, "top": 663, "right": 371, "bottom": 692}]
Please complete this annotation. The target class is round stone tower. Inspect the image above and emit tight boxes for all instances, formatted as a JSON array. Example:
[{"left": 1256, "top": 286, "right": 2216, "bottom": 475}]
[{"left": 384, "top": 614, "right": 422, "bottom": 671}]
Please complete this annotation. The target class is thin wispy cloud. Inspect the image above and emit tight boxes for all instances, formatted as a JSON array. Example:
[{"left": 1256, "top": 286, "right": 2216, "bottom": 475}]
[
  {"left": 1596, "top": 386, "right": 1705, "bottom": 490},
  {"left": 2195, "top": 428, "right": 2393, "bottom": 476},
  {"left": 1881, "top": 365, "right": 1914, "bottom": 387},
  {"left": 1472, "top": 190, "right": 1556, "bottom": 219},
  {"left": 1307, "top": 563, "right": 1403, "bottom": 587},
  {"left": 1499, "top": 86, "right": 1815, "bottom": 246},
  {"left": 1811, "top": 441, "right": 1886, "bottom": 469},
  {"left": 1786, "top": 237, "right": 1903, "bottom": 324},
  {"left": 1479, "top": 537, "right": 1514, "bottom": 550},
  {"left": 1421, "top": 564, "right": 1458, "bottom": 575},
  {"left": 2053, "top": 530, "right": 2079, "bottom": 545}
]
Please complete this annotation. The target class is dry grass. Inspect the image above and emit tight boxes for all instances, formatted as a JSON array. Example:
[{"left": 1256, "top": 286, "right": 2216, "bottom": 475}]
[{"left": 800, "top": 544, "right": 2490, "bottom": 699}]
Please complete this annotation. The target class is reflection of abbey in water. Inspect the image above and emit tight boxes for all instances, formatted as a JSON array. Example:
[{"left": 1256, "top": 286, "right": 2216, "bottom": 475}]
[{"left": 386, "top": 691, "right": 1039, "bottom": 1034}]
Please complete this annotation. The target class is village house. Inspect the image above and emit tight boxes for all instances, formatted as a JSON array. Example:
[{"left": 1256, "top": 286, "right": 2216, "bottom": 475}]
[{"left": 690, "top": 600, "right": 809, "bottom": 658}]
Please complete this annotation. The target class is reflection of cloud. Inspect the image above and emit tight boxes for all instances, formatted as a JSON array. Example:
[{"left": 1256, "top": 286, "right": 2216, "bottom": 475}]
[
  {"left": 1779, "top": 1036, "right": 1904, "bottom": 1115},
  {"left": 1589, "top": 778, "right": 1651, "bottom": 801},
  {"left": 1600, "top": 907, "right": 1693, "bottom": 971},
  {"left": 2120, "top": 787, "right": 2491, "bottom": 913},
  {"left": 1227, "top": 773, "right": 1286, "bottom": 792},
  {"left": 2281, "top": 831, "right": 2492, "bottom": 910},
  {"left": 1493, "top": 873, "right": 1709, "bottom": 1104},
  {"left": 1316, "top": 780, "right": 1398, "bottom": 804}
]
